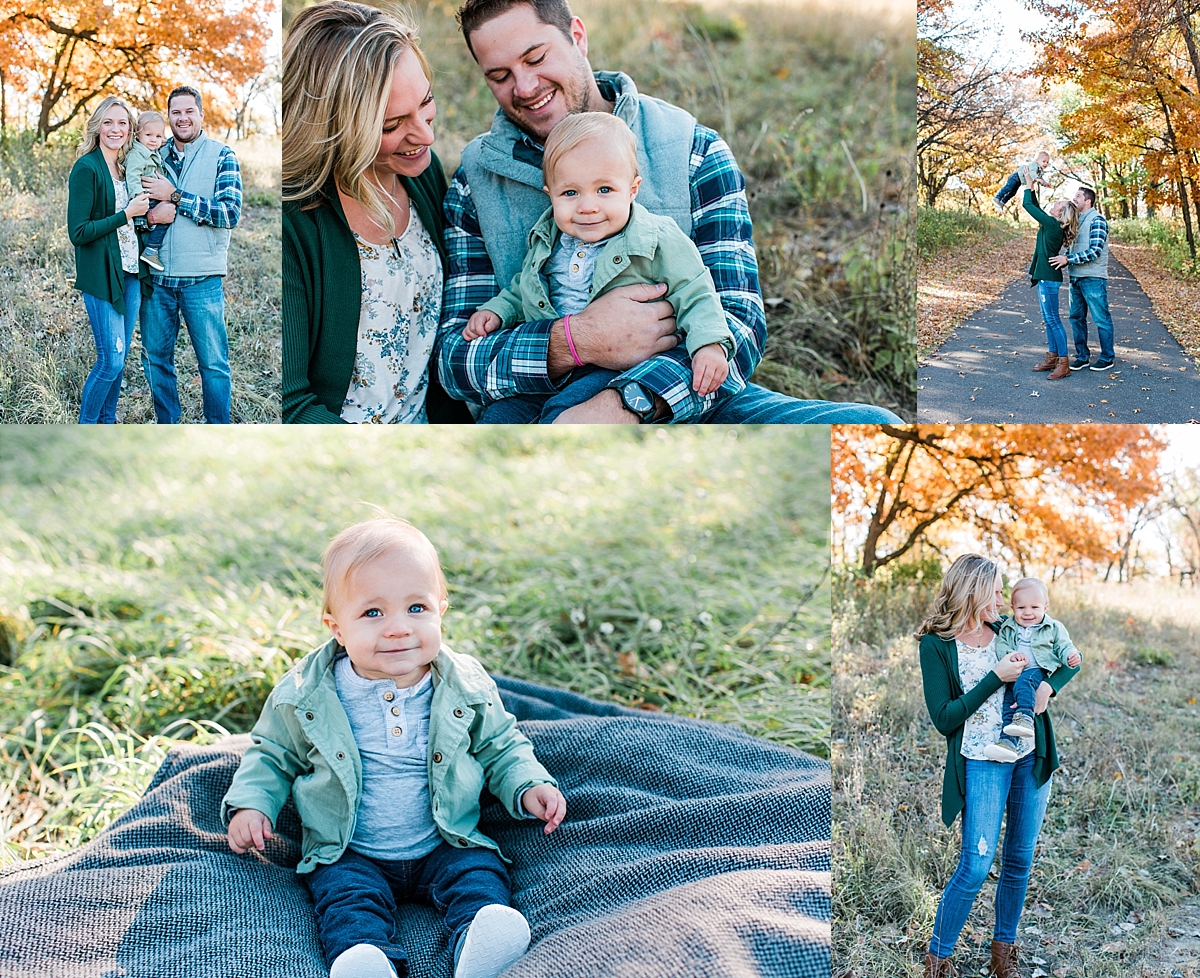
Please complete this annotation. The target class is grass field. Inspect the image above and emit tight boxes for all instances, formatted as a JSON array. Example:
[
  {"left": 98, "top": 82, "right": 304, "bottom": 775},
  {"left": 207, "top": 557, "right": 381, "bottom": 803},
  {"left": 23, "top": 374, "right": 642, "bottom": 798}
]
[
  {"left": 285, "top": 0, "right": 917, "bottom": 417},
  {"left": 0, "top": 427, "right": 830, "bottom": 864},
  {"left": 0, "top": 134, "right": 280, "bottom": 424},
  {"left": 833, "top": 573, "right": 1200, "bottom": 977}
]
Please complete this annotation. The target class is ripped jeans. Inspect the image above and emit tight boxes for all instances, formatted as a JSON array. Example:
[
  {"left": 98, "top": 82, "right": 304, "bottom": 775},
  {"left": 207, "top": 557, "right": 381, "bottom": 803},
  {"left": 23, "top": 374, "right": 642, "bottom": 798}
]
[{"left": 928, "top": 752, "right": 1052, "bottom": 958}]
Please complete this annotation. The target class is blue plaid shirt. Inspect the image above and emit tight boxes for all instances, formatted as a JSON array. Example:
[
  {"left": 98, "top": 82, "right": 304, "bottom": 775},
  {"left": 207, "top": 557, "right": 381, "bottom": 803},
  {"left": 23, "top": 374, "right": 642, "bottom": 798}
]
[
  {"left": 439, "top": 124, "right": 765, "bottom": 421},
  {"left": 1065, "top": 209, "right": 1108, "bottom": 265},
  {"left": 151, "top": 135, "right": 242, "bottom": 288}
]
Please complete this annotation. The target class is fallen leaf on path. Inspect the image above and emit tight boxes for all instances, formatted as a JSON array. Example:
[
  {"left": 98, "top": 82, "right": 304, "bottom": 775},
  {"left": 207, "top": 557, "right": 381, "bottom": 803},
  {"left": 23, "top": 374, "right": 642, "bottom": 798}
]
[{"left": 1110, "top": 243, "right": 1200, "bottom": 368}]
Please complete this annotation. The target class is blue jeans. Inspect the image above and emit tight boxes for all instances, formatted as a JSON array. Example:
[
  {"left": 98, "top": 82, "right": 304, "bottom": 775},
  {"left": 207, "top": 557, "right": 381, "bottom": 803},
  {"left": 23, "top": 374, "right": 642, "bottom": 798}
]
[
  {"left": 1000, "top": 666, "right": 1046, "bottom": 748},
  {"left": 139, "top": 274, "right": 231, "bottom": 423},
  {"left": 996, "top": 172, "right": 1022, "bottom": 205},
  {"left": 142, "top": 204, "right": 168, "bottom": 251},
  {"left": 928, "top": 753, "right": 1052, "bottom": 957},
  {"left": 479, "top": 379, "right": 902, "bottom": 424},
  {"left": 305, "top": 843, "right": 511, "bottom": 976},
  {"left": 79, "top": 273, "right": 141, "bottom": 424},
  {"left": 1036, "top": 282, "right": 1067, "bottom": 357},
  {"left": 1069, "top": 276, "right": 1114, "bottom": 362}
]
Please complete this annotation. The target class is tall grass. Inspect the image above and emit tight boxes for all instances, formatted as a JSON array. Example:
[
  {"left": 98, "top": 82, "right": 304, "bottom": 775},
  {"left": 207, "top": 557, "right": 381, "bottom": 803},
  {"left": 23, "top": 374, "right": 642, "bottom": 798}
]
[
  {"left": 834, "top": 572, "right": 1200, "bottom": 976},
  {"left": 917, "top": 206, "right": 1017, "bottom": 260},
  {"left": 0, "top": 134, "right": 280, "bottom": 423},
  {"left": 0, "top": 428, "right": 830, "bottom": 863},
  {"left": 1109, "top": 218, "right": 1199, "bottom": 279}
]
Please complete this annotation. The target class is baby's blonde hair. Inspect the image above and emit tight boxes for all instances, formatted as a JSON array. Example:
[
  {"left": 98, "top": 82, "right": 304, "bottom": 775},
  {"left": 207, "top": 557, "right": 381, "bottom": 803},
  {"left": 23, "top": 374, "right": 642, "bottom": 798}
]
[
  {"left": 917, "top": 554, "right": 1003, "bottom": 639},
  {"left": 1010, "top": 577, "right": 1049, "bottom": 603},
  {"left": 321, "top": 518, "right": 448, "bottom": 616},
  {"left": 136, "top": 111, "right": 165, "bottom": 133},
  {"left": 542, "top": 112, "right": 639, "bottom": 187},
  {"left": 1036, "top": 150, "right": 1050, "bottom": 162}
]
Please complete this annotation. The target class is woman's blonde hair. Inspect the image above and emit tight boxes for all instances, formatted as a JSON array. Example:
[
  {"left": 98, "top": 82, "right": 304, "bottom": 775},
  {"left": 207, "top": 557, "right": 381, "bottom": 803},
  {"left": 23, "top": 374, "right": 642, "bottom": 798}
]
[
  {"left": 321, "top": 518, "right": 448, "bottom": 617},
  {"left": 76, "top": 96, "right": 137, "bottom": 169},
  {"left": 542, "top": 112, "right": 639, "bottom": 187},
  {"left": 917, "top": 553, "right": 1002, "bottom": 639},
  {"left": 1054, "top": 200, "right": 1078, "bottom": 250},
  {"left": 283, "top": 0, "right": 432, "bottom": 238}
]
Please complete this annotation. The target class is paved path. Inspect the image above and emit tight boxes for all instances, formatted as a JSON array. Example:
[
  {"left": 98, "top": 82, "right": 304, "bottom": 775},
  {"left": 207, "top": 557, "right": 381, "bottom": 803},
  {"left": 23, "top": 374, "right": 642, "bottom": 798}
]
[{"left": 918, "top": 258, "right": 1200, "bottom": 422}]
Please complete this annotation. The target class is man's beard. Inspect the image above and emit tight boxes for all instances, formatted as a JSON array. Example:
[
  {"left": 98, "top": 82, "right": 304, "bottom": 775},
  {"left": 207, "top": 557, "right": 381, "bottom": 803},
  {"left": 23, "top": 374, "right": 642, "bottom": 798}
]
[
  {"left": 172, "top": 126, "right": 201, "bottom": 144},
  {"left": 505, "top": 59, "right": 594, "bottom": 143}
]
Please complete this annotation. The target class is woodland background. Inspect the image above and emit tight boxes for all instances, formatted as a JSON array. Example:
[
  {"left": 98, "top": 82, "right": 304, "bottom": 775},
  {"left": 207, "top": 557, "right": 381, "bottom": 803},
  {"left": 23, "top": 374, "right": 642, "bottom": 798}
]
[
  {"left": 0, "top": 0, "right": 281, "bottom": 422},
  {"left": 832, "top": 425, "right": 1200, "bottom": 977}
]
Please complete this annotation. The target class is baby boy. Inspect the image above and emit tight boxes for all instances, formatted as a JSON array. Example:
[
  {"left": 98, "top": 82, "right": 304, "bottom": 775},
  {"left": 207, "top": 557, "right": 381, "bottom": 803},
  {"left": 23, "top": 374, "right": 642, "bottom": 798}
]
[
  {"left": 222, "top": 519, "right": 566, "bottom": 978},
  {"left": 994, "top": 151, "right": 1054, "bottom": 213},
  {"left": 983, "top": 577, "right": 1082, "bottom": 762},
  {"left": 124, "top": 111, "right": 172, "bottom": 272},
  {"left": 462, "top": 112, "right": 734, "bottom": 422}
]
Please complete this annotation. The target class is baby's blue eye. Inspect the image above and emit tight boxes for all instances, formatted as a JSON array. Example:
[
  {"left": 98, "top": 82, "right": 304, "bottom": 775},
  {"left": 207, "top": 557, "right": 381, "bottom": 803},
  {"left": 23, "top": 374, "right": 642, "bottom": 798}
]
[
  {"left": 563, "top": 189, "right": 577, "bottom": 197},
  {"left": 408, "top": 603, "right": 425, "bottom": 614},
  {"left": 364, "top": 608, "right": 383, "bottom": 618},
  {"left": 598, "top": 186, "right": 612, "bottom": 194}
]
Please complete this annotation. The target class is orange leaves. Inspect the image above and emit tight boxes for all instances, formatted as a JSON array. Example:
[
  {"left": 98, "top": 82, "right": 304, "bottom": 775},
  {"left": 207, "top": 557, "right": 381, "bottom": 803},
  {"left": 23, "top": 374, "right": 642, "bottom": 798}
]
[{"left": 831, "top": 424, "right": 1167, "bottom": 575}]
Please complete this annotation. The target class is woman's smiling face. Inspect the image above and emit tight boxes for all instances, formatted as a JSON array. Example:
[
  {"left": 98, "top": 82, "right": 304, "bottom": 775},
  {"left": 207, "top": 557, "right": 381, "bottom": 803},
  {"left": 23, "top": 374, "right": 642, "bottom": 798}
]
[
  {"left": 980, "top": 574, "right": 1004, "bottom": 622},
  {"left": 372, "top": 48, "right": 436, "bottom": 182},
  {"left": 99, "top": 109, "right": 131, "bottom": 152}
]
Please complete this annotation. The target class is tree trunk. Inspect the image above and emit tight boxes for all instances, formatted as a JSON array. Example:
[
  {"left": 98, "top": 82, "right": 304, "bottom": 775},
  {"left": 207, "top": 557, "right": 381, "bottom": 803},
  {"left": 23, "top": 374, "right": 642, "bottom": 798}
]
[{"left": 1179, "top": 178, "right": 1197, "bottom": 264}]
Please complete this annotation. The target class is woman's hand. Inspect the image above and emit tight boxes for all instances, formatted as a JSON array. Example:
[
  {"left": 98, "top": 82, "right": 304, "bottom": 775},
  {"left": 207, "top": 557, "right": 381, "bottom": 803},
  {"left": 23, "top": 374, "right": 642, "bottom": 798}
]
[
  {"left": 994, "top": 652, "right": 1027, "bottom": 683},
  {"left": 1033, "top": 681, "right": 1053, "bottom": 714},
  {"left": 124, "top": 192, "right": 151, "bottom": 220}
]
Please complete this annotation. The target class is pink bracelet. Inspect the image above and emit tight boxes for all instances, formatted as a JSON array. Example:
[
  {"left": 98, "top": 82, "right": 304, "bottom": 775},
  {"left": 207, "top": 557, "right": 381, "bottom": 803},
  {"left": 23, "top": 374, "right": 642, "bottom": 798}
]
[{"left": 562, "top": 314, "right": 584, "bottom": 367}]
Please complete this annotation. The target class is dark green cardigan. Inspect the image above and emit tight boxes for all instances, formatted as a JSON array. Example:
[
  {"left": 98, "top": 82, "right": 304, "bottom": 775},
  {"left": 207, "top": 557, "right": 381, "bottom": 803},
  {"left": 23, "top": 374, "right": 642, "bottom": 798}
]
[
  {"left": 282, "top": 152, "right": 471, "bottom": 424},
  {"left": 67, "top": 148, "right": 151, "bottom": 315},
  {"left": 1024, "top": 189, "right": 1065, "bottom": 285},
  {"left": 920, "top": 617, "right": 1079, "bottom": 827}
]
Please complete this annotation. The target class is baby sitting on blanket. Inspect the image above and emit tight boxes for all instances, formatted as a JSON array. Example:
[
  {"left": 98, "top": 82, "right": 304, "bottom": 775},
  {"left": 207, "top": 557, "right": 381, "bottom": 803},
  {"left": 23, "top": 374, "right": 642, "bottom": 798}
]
[{"left": 221, "top": 519, "right": 566, "bottom": 978}]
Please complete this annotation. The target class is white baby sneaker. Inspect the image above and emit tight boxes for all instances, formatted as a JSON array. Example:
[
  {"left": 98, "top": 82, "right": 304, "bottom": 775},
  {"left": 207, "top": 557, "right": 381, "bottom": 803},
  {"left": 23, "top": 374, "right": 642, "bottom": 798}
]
[
  {"left": 330, "top": 943, "right": 398, "bottom": 978},
  {"left": 983, "top": 740, "right": 1019, "bottom": 763},
  {"left": 454, "top": 904, "right": 531, "bottom": 978},
  {"left": 1003, "top": 712, "right": 1036, "bottom": 739}
]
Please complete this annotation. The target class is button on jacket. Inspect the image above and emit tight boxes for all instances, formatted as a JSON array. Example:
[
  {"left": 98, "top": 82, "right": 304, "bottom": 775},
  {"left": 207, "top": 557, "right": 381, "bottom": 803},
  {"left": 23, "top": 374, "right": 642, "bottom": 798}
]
[{"left": 221, "top": 640, "right": 556, "bottom": 872}]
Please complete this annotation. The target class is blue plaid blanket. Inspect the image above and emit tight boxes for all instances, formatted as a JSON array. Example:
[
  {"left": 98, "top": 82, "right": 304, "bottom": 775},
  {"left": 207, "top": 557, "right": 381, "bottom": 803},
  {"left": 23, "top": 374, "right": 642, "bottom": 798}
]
[{"left": 0, "top": 677, "right": 829, "bottom": 977}]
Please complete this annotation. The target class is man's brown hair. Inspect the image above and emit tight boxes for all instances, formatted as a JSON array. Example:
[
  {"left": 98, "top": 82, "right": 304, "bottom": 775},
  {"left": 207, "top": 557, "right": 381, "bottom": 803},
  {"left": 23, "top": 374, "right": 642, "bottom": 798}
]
[
  {"left": 457, "top": 0, "right": 574, "bottom": 59},
  {"left": 1078, "top": 186, "right": 1097, "bottom": 207}
]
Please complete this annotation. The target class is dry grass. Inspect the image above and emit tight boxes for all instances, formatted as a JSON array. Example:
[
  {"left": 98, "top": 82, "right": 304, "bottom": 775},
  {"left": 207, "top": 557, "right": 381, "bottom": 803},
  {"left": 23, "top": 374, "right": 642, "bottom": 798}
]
[
  {"left": 834, "top": 575, "right": 1200, "bottom": 977},
  {"left": 0, "top": 135, "right": 280, "bottom": 424}
]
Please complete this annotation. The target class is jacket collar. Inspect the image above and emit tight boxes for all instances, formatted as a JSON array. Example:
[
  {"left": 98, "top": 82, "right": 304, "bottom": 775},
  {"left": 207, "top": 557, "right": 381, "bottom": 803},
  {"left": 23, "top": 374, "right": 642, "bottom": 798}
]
[{"left": 529, "top": 200, "right": 660, "bottom": 261}]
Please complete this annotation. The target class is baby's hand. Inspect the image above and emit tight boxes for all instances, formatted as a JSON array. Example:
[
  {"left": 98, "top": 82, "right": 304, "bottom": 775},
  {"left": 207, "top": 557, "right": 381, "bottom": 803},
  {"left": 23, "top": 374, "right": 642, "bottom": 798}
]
[
  {"left": 521, "top": 783, "right": 567, "bottom": 834},
  {"left": 691, "top": 344, "right": 729, "bottom": 395},
  {"left": 463, "top": 310, "right": 502, "bottom": 341},
  {"left": 228, "top": 808, "right": 273, "bottom": 853},
  {"left": 1067, "top": 651, "right": 1082, "bottom": 668}
]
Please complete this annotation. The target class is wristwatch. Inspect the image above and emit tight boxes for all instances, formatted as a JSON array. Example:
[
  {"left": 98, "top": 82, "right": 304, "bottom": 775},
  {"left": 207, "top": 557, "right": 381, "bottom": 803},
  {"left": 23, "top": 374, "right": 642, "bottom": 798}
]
[
  {"left": 610, "top": 379, "right": 657, "bottom": 423},
  {"left": 170, "top": 189, "right": 182, "bottom": 205}
]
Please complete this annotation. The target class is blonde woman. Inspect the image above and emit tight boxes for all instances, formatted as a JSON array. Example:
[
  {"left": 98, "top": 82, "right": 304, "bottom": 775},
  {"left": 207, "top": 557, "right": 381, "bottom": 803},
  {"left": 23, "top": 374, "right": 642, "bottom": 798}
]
[
  {"left": 1021, "top": 187, "right": 1078, "bottom": 380},
  {"left": 67, "top": 95, "right": 158, "bottom": 423},
  {"left": 918, "top": 554, "right": 1079, "bottom": 978},
  {"left": 282, "top": 0, "right": 470, "bottom": 423}
]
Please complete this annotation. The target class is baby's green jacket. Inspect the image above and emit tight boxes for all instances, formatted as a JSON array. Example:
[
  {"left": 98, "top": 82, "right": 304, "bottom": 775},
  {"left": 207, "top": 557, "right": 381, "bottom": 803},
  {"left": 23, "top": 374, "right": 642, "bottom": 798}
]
[
  {"left": 220, "top": 639, "right": 556, "bottom": 872},
  {"left": 479, "top": 201, "right": 734, "bottom": 358},
  {"left": 995, "top": 612, "right": 1078, "bottom": 672},
  {"left": 124, "top": 141, "right": 167, "bottom": 198}
]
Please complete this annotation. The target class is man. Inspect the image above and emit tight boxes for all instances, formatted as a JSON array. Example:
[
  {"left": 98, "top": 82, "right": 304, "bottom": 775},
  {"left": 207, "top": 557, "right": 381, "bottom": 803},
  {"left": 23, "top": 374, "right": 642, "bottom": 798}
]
[
  {"left": 139, "top": 86, "right": 242, "bottom": 423},
  {"left": 1048, "top": 186, "right": 1114, "bottom": 372},
  {"left": 438, "top": 0, "right": 900, "bottom": 423}
]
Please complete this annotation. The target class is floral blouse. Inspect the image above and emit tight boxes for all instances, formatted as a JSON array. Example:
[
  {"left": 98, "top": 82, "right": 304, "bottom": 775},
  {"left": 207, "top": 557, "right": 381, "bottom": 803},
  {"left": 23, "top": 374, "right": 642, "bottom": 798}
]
[
  {"left": 111, "top": 177, "right": 139, "bottom": 274},
  {"left": 957, "top": 636, "right": 1034, "bottom": 761},
  {"left": 340, "top": 208, "right": 442, "bottom": 424}
]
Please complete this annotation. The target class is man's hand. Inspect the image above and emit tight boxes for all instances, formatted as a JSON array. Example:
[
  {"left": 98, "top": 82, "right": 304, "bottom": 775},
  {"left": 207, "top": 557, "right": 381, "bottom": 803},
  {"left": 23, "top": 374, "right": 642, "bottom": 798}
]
[
  {"left": 1067, "top": 651, "right": 1082, "bottom": 668},
  {"left": 552, "top": 388, "right": 640, "bottom": 424},
  {"left": 520, "top": 784, "right": 566, "bottom": 834},
  {"left": 548, "top": 283, "right": 678, "bottom": 378},
  {"left": 1048, "top": 255, "right": 1069, "bottom": 269},
  {"left": 141, "top": 174, "right": 176, "bottom": 201},
  {"left": 148, "top": 201, "right": 177, "bottom": 226},
  {"left": 228, "top": 808, "right": 273, "bottom": 853}
]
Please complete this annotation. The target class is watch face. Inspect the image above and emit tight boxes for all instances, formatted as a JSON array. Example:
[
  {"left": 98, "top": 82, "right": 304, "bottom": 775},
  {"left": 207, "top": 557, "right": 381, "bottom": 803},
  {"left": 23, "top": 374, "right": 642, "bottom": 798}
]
[{"left": 622, "top": 383, "right": 653, "bottom": 415}]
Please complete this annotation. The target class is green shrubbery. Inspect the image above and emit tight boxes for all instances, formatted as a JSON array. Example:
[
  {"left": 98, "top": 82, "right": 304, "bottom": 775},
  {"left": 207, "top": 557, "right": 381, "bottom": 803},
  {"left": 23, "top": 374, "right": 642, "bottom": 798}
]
[
  {"left": 916, "top": 206, "right": 1015, "bottom": 260},
  {"left": 1109, "top": 218, "right": 1199, "bottom": 278}
]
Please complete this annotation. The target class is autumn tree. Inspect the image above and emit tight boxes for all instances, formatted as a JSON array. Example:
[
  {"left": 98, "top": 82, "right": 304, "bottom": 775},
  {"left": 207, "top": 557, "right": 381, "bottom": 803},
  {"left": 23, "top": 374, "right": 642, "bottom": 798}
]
[
  {"left": 831, "top": 425, "right": 1167, "bottom": 578},
  {"left": 0, "top": 0, "right": 275, "bottom": 139}
]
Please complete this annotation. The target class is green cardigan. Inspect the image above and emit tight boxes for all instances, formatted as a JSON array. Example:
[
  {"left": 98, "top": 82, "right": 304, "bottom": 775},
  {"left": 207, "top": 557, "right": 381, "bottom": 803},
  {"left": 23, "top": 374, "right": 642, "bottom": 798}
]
[
  {"left": 282, "top": 152, "right": 471, "bottom": 424},
  {"left": 1024, "top": 189, "right": 1065, "bottom": 285},
  {"left": 920, "top": 617, "right": 1079, "bottom": 827},
  {"left": 67, "top": 148, "right": 151, "bottom": 315}
]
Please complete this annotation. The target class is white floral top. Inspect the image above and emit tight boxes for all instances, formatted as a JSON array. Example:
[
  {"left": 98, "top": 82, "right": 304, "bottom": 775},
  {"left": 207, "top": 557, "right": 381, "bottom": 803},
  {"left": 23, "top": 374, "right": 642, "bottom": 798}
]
[
  {"left": 112, "top": 177, "right": 139, "bottom": 274},
  {"left": 958, "top": 636, "right": 1034, "bottom": 761},
  {"left": 341, "top": 208, "right": 441, "bottom": 424}
]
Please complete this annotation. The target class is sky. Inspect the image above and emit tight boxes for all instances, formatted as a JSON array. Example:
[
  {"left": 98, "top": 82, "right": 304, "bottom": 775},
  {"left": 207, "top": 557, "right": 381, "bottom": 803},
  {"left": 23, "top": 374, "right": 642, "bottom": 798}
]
[
  {"left": 947, "top": 0, "right": 1051, "bottom": 72},
  {"left": 1163, "top": 425, "right": 1200, "bottom": 475}
]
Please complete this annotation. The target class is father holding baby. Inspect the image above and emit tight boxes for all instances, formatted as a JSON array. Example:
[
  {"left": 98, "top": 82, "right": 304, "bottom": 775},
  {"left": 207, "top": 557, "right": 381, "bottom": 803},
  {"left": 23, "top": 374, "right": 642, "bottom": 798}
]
[
  {"left": 438, "top": 0, "right": 900, "bottom": 423},
  {"left": 1048, "top": 186, "right": 1115, "bottom": 373},
  {"left": 138, "top": 85, "right": 243, "bottom": 424}
]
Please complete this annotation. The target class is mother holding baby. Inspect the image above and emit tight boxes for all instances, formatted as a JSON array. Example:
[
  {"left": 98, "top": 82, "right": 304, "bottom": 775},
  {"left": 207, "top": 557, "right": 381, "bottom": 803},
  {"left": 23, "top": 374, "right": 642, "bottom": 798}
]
[
  {"left": 918, "top": 554, "right": 1080, "bottom": 978},
  {"left": 282, "top": 1, "right": 470, "bottom": 423}
]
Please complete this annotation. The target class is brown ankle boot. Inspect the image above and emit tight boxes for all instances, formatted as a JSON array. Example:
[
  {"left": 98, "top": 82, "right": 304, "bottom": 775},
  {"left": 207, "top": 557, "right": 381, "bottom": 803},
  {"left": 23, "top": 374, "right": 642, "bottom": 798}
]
[
  {"left": 988, "top": 940, "right": 1020, "bottom": 978},
  {"left": 1032, "top": 350, "right": 1058, "bottom": 371},
  {"left": 924, "top": 952, "right": 959, "bottom": 978},
  {"left": 1047, "top": 356, "right": 1070, "bottom": 379}
]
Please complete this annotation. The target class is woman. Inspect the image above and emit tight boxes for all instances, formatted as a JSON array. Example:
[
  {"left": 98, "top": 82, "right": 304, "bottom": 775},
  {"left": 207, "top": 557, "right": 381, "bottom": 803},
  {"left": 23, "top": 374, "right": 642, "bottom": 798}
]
[
  {"left": 918, "top": 554, "right": 1078, "bottom": 978},
  {"left": 1022, "top": 186, "right": 1077, "bottom": 381},
  {"left": 282, "top": 0, "right": 471, "bottom": 423},
  {"left": 67, "top": 95, "right": 153, "bottom": 423}
]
